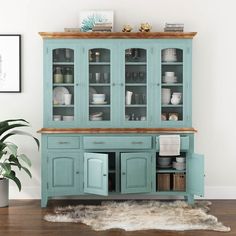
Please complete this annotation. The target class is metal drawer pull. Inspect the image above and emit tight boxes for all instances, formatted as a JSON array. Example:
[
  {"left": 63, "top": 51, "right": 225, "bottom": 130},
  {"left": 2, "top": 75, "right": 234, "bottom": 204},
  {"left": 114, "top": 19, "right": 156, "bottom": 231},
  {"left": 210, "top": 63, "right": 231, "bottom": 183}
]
[
  {"left": 93, "top": 141, "right": 105, "bottom": 144},
  {"left": 131, "top": 141, "right": 143, "bottom": 144},
  {"left": 58, "top": 141, "right": 69, "bottom": 144}
]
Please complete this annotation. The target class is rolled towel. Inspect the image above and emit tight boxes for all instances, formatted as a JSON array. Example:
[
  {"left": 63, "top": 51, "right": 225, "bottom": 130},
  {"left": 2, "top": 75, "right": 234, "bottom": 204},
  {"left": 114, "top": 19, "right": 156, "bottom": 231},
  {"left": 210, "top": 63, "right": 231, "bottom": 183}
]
[{"left": 159, "top": 135, "right": 180, "bottom": 156}]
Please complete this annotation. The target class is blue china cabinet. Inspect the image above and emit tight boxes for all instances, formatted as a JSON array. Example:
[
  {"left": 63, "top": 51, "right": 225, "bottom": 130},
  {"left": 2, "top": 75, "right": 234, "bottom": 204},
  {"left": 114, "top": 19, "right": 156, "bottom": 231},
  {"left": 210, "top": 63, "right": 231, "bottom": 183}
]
[{"left": 39, "top": 32, "right": 204, "bottom": 207}]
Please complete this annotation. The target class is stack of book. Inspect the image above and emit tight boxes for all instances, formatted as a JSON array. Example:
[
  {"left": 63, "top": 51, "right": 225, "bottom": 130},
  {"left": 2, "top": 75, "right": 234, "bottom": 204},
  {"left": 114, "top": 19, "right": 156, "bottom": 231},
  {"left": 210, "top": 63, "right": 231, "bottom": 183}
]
[
  {"left": 92, "top": 22, "right": 112, "bottom": 32},
  {"left": 164, "top": 23, "right": 184, "bottom": 32}
]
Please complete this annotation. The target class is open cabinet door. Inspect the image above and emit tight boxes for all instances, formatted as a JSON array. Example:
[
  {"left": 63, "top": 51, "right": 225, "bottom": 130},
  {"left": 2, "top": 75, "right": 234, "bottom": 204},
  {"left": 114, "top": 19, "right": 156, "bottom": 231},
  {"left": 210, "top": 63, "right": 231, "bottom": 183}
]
[
  {"left": 84, "top": 152, "right": 108, "bottom": 196},
  {"left": 188, "top": 153, "right": 204, "bottom": 197}
]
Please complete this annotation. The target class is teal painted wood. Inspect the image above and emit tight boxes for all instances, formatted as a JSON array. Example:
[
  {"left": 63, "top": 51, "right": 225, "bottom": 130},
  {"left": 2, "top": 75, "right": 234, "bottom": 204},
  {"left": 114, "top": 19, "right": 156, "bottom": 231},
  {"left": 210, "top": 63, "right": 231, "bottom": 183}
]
[
  {"left": 188, "top": 153, "right": 204, "bottom": 197},
  {"left": 156, "top": 135, "right": 190, "bottom": 151},
  {"left": 47, "top": 136, "right": 80, "bottom": 149},
  {"left": 83, "top": 136, "right": 152, "bottom": 149},
  {"left": 84, "top": 152, "right": 108, "bottom": 196},
  {"left": 121, "top": 152, "right": 152, "bottom": 194},
  {"left": 47, "top": 152, "right": 81, "bottom": 195}
]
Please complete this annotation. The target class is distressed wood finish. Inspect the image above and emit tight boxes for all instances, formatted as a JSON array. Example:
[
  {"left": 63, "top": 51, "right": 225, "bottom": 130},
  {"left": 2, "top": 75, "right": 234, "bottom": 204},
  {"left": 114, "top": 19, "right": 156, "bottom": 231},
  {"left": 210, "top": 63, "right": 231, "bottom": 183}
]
[
  {"left": 39, "top": 31, "right": 197, "bottom": 39},
  {"left": 38, "top": 127, "right": 197, "bottom": 134}
]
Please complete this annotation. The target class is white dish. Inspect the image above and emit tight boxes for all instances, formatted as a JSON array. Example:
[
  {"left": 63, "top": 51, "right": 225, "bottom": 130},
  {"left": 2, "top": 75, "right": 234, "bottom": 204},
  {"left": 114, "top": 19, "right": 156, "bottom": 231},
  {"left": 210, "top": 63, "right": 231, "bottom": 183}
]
[
  {"left": 53, "top": 87, "right": 69, "bottom": 105},
  {"left": 90, "top": 116, "right": 103, "bottom": 121},
  {"left": 62, "top": 115, "right": 74, "bottom": 121},
  {"left": 91, "top": 101, "right": 107, "bottom": 105},
  {"left": 89, "top": 87, "right": 97, "bottom": 103},
  {"left": 90, "top": 112, "right": 103, "bottom": 117}
]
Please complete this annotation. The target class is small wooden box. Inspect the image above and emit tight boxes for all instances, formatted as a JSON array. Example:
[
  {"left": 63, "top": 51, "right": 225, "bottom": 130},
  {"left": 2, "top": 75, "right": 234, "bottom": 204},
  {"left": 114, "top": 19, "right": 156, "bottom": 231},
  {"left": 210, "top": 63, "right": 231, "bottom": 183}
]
[
  {"left": 157, "top": 174, "right": 170, "bottom": 191},
  {"left": 173, "top": 173, "right": 186, "bottom": 191}
]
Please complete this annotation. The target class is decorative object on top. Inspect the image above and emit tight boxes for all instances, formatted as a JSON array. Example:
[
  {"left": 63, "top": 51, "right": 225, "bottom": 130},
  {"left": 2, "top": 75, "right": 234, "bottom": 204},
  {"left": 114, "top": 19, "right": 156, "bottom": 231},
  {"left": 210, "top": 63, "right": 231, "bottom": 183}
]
[
  {"left": 164, "top": 23, "right": 184, "bottom": 32},
  {"left": 80, "top": 10, "right": 114, "bottom": 32},
  {"left": 0, "top": 35, "right": 21, "bottom": 93},
  {"left": 0, "top": 119, "right": 39, "bottom": 207},
  {"left": 44, "top": 200, "right": 230, "bottom": 232},
  {"left": 64, "top": 28, "right": 81, "bottom": 32},
  {"left": 139, "top": 23, "right": 152, "bottom": 32},
  {"left": 122, "top": 25, "right": 133, "bottom": 32}
]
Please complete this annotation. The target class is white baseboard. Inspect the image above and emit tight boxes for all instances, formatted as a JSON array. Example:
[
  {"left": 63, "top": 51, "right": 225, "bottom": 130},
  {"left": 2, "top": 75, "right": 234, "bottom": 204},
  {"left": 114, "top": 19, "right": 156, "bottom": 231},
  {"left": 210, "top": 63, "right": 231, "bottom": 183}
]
[{"left": 9, "top": 186, "right": 236, "bottom": 200}]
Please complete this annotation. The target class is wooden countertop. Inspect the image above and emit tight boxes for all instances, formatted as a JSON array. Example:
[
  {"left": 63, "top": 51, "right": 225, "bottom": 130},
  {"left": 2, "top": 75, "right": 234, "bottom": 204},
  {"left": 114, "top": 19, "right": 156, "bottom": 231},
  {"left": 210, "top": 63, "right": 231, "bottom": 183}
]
[
  {"left": 39, "top": 32, "right": 197, "bottom": 39},
  {"left": 38, "top": 128, "right": 197, "bottom": 134}
]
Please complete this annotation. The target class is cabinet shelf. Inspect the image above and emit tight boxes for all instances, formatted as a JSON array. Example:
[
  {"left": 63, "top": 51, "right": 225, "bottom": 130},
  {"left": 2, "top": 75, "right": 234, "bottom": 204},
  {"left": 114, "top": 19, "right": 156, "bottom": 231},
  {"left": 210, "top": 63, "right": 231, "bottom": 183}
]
[
  {"left": 126, "top": 105, "right": 147, "bottom": 107},
  {"left": 89, "top": 104, "right": 110, "bottom": 107},
  {"left": 161, "top": 83, "right": 183, "bottom": 87},
  {"left": 89, "top": 83, "right": 110, "bottom": 86},
  {"left": 125, "top": 62, "right": 147, "bottom": 65},
  {"left": 53, "top": 105, "right": 74, "bottom": 107},
  {"left": 53, "top": 62, "right": 74, "bottom": 65},
  {"left": 161, "top": 104, "right": 183, "bottom": 108},
  {"left": 125, "top": 83, "right": 147, "bottom": 86},
  {"left": 53, "top": 83, "right": 74, "bottom": 86},
  {"left": 156, "top": 169, "right": 186, "bottom": 173},
  {"left": 89, "top": 62, "right": 110, "bottom": 65},
  {"left": 161, "top": 62, "right": 183, "bottom": 65}
]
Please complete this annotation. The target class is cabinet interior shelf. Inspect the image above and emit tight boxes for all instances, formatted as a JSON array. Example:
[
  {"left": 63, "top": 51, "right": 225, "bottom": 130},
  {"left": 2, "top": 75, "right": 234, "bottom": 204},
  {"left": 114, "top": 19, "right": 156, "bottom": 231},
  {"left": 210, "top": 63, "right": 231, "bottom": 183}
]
[
  {"left": 125, "top": 105, "right": 147, "bottom": 107},
  {"left": 89, "top": 62, "right": 110, "bottom": 65},
  {"left": 161, "top": 83, "right": 183, "bottom": 87},
  {"left": 161, "top": 62, "right": 183, "bottom": 65},
  {"left": 125, "top": 62, "right": 147, "bottom": 65},
  {"left": 53, "top": 83, "right": 74, "bottom": 86},
  {"left": 156, "top": 169, "right": 186, "bottom": 173},
  {"left": 89, "top": 104, "right": 110, "bottom": 107},
  {"left": 53, "top": 62, "right": 74, "bottom": 65},
  {"left": 125, "top": 83, "right": 147, "bottom": 86},
  {"left": 53, "top": 105, "right": 74, "bottom": 107},
  {"left": 161, "top": 104, "right": 183, "bottom": 107},
  {"left": 89, "top": 83, "right": 110, "bottom": 86}
]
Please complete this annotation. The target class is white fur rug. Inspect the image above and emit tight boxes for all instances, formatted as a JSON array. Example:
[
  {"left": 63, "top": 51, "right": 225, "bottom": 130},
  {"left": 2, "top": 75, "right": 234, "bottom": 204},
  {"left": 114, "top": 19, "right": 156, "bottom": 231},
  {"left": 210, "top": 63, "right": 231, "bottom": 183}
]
[{"left": 44, "top": 201, "right": 230, "bottom": 232}]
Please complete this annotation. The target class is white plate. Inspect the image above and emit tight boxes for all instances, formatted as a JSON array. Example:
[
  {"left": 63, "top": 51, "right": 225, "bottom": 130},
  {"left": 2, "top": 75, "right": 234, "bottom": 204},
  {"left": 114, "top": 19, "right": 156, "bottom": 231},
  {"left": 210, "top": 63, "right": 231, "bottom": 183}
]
[
  {"left": 91, "top": 101, "right": 107, "bottom": 105},
  {"left": 53, "top": 87, "right": 69, "bottom": 105},
  {"left": 89, "top": 87, "right": 97, "bottom": 103}
]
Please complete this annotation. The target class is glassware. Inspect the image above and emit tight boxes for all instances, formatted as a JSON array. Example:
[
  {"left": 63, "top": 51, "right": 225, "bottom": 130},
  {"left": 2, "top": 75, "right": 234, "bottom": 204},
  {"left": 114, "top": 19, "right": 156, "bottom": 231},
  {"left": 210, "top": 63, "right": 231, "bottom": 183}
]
[
  {"left": 65, "top": 49, "right": 71, "bottom": 62},
  {"left": 64, "top": 67, "right": 73, "bottom": 83},
  {"left": 95, "top": 52, "right": 100, "bottom": 62}
]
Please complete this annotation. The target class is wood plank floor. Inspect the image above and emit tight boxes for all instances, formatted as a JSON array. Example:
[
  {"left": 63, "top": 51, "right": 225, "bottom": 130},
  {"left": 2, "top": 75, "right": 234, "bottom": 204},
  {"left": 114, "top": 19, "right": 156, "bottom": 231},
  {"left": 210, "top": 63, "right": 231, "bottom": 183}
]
[{"left": 0, "top": 200, "right": 235, "bottom": 236}]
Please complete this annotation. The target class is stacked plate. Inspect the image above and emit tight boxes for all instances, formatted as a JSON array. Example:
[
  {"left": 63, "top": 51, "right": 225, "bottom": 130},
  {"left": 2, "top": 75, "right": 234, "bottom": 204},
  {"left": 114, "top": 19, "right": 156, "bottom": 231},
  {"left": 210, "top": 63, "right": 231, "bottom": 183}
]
[
  {"left": 162, "top": 76, "right": 177, "bottom": 83},
  {"left": 90, "top": 112, "right": 103, "bottom": 121},
  {"left": 162, "top": 48, "right": 177, "bottom": 62}
]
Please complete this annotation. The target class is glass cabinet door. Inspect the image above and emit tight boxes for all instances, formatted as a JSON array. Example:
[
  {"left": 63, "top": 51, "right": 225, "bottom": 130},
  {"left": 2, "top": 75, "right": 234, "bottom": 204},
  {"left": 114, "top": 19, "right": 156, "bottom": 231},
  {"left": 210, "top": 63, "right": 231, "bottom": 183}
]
[
  {"left": 160, "top": 47, "right": 184, "bottom": 125},
  {"left": 49, "top": 47, "right": 77, "bottom": 126},
  {"left": 87, "top": 48, "right": 111, "bottom": 124},
  {"left": 123, "top": 48, "right": 148, "bottom": 125}
]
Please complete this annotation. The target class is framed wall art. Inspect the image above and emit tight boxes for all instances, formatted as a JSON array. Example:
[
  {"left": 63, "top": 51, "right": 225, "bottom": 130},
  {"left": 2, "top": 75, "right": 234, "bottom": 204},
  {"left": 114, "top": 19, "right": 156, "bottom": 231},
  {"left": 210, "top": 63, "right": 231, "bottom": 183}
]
[{"left": 0, "top": 34, "right": 21, "bottom": 93}]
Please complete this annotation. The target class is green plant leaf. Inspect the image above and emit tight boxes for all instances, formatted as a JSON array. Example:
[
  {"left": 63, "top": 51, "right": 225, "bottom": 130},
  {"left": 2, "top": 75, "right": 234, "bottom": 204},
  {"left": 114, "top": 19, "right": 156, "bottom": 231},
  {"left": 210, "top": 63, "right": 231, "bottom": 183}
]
[
  {"left": 5, "top": 143, "right": 18, "bottom": 156},
  {"left": 0, "top": 163, "right": 11, "bottom": 175},
  {"left": 21, "top": 166, "right": 32, "bottom": 178},
  {"left": 9, "top": 155, "right": 21, "bottom": 170},
  {"left": 3, "top": 170, "right": 21, "bottom": 191},
  {"left": 19, "top": 154, "right": 31, "bottom": 167},
  {"left": 0, "top": 123, "right": 29, "bottom": 138}
]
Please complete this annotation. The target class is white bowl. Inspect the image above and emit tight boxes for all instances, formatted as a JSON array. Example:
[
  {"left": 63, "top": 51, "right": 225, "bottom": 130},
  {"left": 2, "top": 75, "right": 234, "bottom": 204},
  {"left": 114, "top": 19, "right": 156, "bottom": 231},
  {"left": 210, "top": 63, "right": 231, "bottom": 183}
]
[
  {"left": 93, "top": 94, "right": 105, "bottom": 103},
  {"left": 174, "top": 162, "right": 186, "bottom": 170},
  {"left": 62, "top": 116, "right": 74, "bottom": 121},
  {"left": 176, "top": 157, "right": 185, "bottom": 163},
  {"left": 90, "top": 116, "right": 102, "bottom": 121},
  {"left": 158, "top": 157, "right": 171, "bottom": 166},
  {"left": 165, "top": 71, "right": 175, "bottom": 76}
]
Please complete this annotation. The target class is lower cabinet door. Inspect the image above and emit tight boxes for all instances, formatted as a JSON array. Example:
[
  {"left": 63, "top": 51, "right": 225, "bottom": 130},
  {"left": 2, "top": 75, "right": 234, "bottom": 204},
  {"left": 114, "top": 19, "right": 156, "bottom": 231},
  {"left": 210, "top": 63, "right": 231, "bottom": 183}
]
[
  {"left": 48, "top": 152, "right": 81, "bottom": 195},
  {"left": 84, "top": 152, "right": 108, "bottom": 196},
  {"left": 188, "top": 153, "right": 204, "bottom": 197},
  {"left": 121, "top": 152, "right": 151, "bottom": 194}
]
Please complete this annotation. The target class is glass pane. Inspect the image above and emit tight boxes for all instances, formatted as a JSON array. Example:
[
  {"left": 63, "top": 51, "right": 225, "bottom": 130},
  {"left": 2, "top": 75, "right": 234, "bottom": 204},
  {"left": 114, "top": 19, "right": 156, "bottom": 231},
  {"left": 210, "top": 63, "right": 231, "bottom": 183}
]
[
  {"left": 161, "top": 48, "right": 183, "bottom": 122},
  {"left": 88, "top": 48, "right": 111, "bottom": 121},
  {"left": 125, "top": 48, "right": 147, "bottom": 122},
  {"left": 52, "top": 48, "right": 75, "bottom": 122}
]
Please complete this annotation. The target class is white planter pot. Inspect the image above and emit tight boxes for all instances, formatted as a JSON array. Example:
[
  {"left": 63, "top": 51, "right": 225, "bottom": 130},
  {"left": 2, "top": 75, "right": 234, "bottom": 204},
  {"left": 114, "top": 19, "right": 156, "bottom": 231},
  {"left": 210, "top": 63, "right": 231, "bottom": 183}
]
[{"left": 0, "top": 178, "right": 9, "bottom": 207}]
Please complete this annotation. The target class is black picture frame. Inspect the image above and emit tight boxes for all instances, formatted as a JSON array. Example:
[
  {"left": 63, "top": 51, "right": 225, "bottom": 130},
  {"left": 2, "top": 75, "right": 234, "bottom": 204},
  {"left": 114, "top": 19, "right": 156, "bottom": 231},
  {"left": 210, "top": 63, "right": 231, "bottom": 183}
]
[{"left": 0, "top": 34, "right": 21, "bottom": 93}]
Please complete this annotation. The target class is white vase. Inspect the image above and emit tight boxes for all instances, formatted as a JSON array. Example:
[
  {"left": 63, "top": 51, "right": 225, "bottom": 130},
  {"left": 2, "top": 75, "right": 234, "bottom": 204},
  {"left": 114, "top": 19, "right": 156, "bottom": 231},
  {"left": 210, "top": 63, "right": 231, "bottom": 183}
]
[
  {"left": 126, "top": 91, "right": 133, "bottom": 105},
  {"left": 0, "top": 178, "right": 9, "bottom": 207}
]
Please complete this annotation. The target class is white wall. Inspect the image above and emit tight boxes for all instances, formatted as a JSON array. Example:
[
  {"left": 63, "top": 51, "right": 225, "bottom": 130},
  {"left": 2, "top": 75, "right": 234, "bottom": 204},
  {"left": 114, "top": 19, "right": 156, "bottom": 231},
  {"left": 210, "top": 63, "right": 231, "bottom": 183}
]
[{"left": 0, "top": 0, "right": 235, "bottom": 199}]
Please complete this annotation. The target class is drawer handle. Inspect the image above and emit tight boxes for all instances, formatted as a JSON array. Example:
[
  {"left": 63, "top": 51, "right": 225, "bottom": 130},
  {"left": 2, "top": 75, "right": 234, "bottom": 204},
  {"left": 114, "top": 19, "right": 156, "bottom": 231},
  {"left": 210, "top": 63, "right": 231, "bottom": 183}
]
[
  {"left": 58, "top": 141, "right": 69, "bottom": 144},
  {"left": 131, "top": 141, "right": 143, "bottom": 144},
  {"left": 93, "top": 141, "right": 105, "bottom": 144},
  {"left": 122, "top": 172, "right": 126, "bottom": 175},
  {"left": 103, "top": 174, "right": 107, "bottom": 177}
]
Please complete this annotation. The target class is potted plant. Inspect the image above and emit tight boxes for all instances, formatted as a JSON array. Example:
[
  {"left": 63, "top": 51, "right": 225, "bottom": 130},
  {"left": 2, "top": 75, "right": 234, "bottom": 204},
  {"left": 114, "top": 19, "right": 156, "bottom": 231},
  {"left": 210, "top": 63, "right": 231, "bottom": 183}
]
[{"left": 0, "top": 119, "right": 39, "bottom": 207}]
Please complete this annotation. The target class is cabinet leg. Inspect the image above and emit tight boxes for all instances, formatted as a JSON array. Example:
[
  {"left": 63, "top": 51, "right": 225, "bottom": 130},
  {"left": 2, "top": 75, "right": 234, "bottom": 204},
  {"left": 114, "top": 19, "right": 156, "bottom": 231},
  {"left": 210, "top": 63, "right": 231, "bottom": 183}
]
[
  {"left": 41, "top": 196, "right": 48, "bottom": 208},
  {"left": 186, "top": 194, "right": 194, "bottom": 204}
]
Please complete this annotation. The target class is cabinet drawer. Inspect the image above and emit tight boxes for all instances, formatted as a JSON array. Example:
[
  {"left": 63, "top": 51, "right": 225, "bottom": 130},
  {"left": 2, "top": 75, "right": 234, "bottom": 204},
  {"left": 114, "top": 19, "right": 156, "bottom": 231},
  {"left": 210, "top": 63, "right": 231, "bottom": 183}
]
[
  {"left": 156, "top": 136, "right": 189, "bottom": 151},
  {"left": 47, "top": 136, "right": 80, "bottom": 149},
  {"left": 83, "top": 136, "right": 152, "bottom": 149}
]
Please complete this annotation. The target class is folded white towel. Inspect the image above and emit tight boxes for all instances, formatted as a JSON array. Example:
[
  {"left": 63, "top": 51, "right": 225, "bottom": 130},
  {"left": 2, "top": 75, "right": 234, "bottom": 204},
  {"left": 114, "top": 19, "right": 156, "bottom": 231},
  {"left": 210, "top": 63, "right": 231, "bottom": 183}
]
[{"left": 159, "top": 135, "right": 180, "bottom": 156}]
